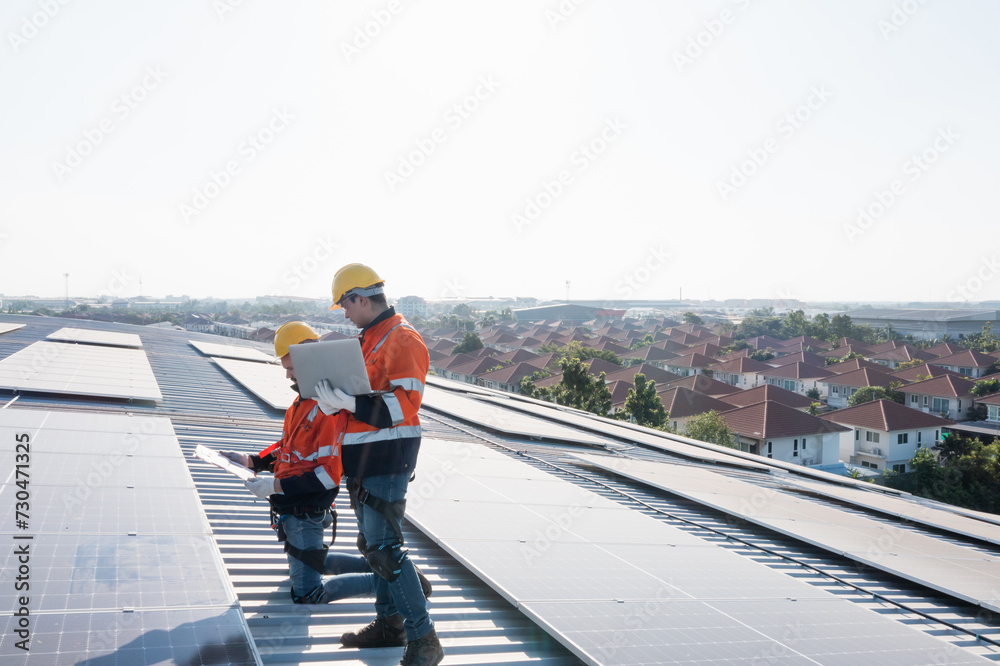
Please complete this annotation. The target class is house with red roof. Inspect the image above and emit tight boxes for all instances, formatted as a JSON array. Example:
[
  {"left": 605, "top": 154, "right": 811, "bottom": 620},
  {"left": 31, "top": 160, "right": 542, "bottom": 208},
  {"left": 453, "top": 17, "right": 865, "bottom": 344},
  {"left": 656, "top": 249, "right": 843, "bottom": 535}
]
[
  {"left": 823, "top": 366, "right": 901, "bottom": 409},
  {"left": 974, "top": 392, "right": 1000, "bottom": 425},
  {"left": 663, "top": 374, "right": 743, "bottom": 398},
  {"left": 478, "top": 362, "right": 548, "bottom": 394},
  {"left": 717, "top": 384, "right": 815, "bottom": 412},
  {"left": 766, "top": 350, "right": 827, "bottom": 369},
  {"left": 619, "top": 345, "right": 678, "bottom": 369},
  {"left": 867, "top": 344, "right": 935, "bottom": 369},
  {"left": 895, "top": 374, "right": 977, "bottom": 421},
  {"left": 758, "top": 363, "right": 835, "bottom": 399},
  {"left": 719, "top": 400, "right": 849, "bottom": 466},
  {"left": 665, "top": 353, "right": 718, "bottom": 377},
  {"left": 820, "top": 399, "right": 952, "bottom": 473},
  {"left": 825, "top": 357, "right": 887, "bottom": 374},
  {"left": 657, "top": 387, "right": 734, "bottom": 434},
  {"left": 709, "top": 356, "right": 772, "bottom": 389},
  {"left": 889, "top": 362, "right": 961, "bottom": 383},
  {"left": 931, "top": 349, "right": 998, "bottom": 378}
]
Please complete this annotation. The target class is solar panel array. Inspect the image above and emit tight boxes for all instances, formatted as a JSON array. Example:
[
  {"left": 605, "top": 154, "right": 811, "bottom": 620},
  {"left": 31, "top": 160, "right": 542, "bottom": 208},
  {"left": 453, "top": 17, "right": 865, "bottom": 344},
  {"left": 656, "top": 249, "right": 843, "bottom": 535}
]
[
  {"left": 212, "top": 357, "right": 296, "bottom": 410},
  {"left": 188, "top": 340, "right": 274, "bottom": 363},
  {"left": 0, "top": 409, "right": 257, "bottom": 665},
  {"left": 422, "top": 385, "right": 617, "bottom": 448},
  {"left": 45, "top": 327, "right": 143, "bottom": 348},
  {"left": 0, "top": 341, "right": 162, "bottom": 402},
  {"left": 572, "top": 452, "right": 1000, "bottom": 616},
  {"left": 472, "top": 390, "right": 772, "bottom": 471},
  {"left": 407, "top": 438, "right": 992, "bottom": 665}
]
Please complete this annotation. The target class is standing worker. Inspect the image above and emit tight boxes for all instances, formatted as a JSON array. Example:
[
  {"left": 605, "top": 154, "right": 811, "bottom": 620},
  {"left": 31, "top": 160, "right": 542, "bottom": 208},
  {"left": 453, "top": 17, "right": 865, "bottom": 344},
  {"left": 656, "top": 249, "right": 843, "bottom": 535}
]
[
  {"left": 220, "top": 321, "right": 375, "bottom": 604},
  {"left": 317, "top": 263, "right": 443, "bottom": 666}
]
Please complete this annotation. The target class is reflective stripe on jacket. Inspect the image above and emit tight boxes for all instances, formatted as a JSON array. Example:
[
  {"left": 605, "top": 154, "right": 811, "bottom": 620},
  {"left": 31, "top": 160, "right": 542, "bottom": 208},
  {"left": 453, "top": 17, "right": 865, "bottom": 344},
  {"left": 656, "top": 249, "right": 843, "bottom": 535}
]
[
  {"left": 341, "top": 313, "right": 428, "bottom": 475},
  {"left": 272, "top": 397, "right": 344, "bottom": 491}
]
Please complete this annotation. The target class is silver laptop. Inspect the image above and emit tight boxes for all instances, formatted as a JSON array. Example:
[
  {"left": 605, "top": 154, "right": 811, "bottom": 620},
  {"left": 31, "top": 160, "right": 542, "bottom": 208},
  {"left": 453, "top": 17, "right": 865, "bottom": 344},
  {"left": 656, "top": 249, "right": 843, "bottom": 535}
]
[{"left": 288, "top": 338, "right": 373, "bottom": 400}]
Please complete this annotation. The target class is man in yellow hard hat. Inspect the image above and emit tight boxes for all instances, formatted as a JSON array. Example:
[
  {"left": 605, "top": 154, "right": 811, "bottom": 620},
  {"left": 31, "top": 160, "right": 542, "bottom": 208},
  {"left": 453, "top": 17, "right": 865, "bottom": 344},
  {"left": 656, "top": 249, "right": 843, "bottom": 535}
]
[
  {"left": 219, "top": 322, "right": 375, "bottom": 604},
  {"left": 319, "top": 264, "right": 442, "bottom": 666}
]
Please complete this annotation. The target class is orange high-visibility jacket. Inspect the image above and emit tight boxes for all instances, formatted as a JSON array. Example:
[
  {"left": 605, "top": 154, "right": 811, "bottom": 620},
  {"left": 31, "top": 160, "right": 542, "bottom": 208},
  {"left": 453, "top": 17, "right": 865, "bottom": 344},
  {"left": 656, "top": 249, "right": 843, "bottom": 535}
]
[
  {"left": 341, "top": 311, "right": 429, "bottom": 478},
  {"left": 271, "top": 397, "right": 344, "bottom": 493}
]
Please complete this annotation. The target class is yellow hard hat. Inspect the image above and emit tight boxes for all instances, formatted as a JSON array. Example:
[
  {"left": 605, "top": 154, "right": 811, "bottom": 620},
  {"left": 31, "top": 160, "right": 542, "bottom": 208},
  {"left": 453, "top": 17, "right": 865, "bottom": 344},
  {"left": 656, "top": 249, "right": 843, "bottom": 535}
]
[
  {"left": 330, "top": 263, "right": 385, "bottom": 310},
  {"left": 274, "top": 321, "right": 319, "bottom": 358}
]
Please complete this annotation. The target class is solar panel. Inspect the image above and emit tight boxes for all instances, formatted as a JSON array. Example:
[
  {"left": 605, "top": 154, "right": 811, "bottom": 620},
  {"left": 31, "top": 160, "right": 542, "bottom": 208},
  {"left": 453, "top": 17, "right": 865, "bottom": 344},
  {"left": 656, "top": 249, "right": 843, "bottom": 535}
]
[
  {"left": 777, "top": 475, "right": 1000, "bottom": 547},
  {"left": 212, "top": 357, "right": 295, "bottom": 410},
  {"left": 472, "top": 390, "right": 772, "bottom": 471},
  {"left": 0, "top": 323, "right": 25, "bottom": 336},
  {"left": 46, "top": 327, "right": 143, "bottom": 348},
  {"left": 406, "top": 439, "right": 994, "bottom": 664},
  {"left": 188, "top": 340, "right": 274, "bottom": 363},
  {"left": 0, "top": 341, "right": 162, "bottom": 402},
  {"left": 422, "top": 385, "right": 615, "bottom": 448},
  {"left": 572, "top": 452, "right": 1000, "bottom": 615},
  {"left": 0, "top": 409, "right": 255, "bottom": 664},
  {"left": 0, "top": 607, "right": 256, "bottom": 666}
]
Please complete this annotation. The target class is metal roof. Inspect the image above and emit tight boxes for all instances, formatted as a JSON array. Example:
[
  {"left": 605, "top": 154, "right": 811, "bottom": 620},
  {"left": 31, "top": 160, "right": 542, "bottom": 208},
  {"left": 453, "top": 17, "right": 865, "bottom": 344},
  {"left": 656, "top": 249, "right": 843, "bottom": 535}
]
[{"left": 3, "top": 314, "right": 1000, "bottom": 664}]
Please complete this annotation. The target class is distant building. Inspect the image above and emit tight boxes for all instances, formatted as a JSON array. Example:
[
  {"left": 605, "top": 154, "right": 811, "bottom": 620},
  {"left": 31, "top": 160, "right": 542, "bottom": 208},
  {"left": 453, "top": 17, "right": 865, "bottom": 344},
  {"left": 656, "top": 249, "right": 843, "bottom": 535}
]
[
  {"left": 842, "top": 308, "right": 1000, "bottom": 340},
  {"left": 396, "top": 295, "right": 428, "bottom": 318},
  {"left": 514, "top": 303, "right": 625, "bottom": 323}
]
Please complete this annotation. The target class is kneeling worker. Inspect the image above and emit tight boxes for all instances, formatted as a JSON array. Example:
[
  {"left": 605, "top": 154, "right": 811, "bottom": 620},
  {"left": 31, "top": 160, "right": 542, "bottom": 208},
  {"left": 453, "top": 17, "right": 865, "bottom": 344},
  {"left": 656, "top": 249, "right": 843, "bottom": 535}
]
[{"left": 221, "top": 321, "right": 373, "bottom": 604}]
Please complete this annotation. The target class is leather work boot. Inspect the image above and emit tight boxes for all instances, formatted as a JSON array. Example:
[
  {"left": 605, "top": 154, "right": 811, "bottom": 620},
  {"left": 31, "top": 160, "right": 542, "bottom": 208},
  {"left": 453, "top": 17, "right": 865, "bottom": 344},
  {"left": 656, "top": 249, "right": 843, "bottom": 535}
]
[
  {"left": 400, "top": 627, "right": 444, "bottom": 666},
  {"left": 340, "top": 613, "right": 405, "bottom": 648},
  {"left": 414, "top": 563, "right": 433, "bottom": 598}
]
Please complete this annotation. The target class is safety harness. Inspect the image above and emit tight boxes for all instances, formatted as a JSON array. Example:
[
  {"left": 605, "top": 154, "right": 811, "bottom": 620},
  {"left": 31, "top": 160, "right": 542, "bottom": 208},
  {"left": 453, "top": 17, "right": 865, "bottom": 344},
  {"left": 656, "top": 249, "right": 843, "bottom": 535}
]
[
  {"left": 347, "top": 477, "right": 407, "bottom": 545},
  {"left": 256, "top": 409, "right": 349, "bottom": 574}
]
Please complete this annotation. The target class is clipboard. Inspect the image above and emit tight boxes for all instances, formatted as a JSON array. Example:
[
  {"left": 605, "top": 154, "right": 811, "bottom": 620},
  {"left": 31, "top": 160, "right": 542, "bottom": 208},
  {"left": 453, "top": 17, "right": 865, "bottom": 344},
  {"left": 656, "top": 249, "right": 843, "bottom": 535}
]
[{"left": 195, "top": 444, "right": 256, "bottom": 481}]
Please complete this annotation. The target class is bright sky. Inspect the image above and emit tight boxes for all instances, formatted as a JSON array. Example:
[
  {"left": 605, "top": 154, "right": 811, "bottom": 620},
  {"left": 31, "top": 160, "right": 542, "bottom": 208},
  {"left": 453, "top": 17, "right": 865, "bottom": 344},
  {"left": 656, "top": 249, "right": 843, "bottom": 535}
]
[{"left": 2, "top": 1, "right": 998, "bottom": 305}]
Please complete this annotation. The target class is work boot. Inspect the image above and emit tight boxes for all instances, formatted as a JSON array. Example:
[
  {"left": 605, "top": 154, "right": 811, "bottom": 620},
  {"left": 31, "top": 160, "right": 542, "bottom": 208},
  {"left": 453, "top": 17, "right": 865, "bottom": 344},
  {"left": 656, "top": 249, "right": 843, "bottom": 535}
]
[
  {"left": 400, "top": 627, "right": 444, "bottom": 666},
  {"left": 340, "top": 613, "right": 405, "bottom": 648},
  {"left": 414, "top": 563, "right": 433, "bottom": 598}
]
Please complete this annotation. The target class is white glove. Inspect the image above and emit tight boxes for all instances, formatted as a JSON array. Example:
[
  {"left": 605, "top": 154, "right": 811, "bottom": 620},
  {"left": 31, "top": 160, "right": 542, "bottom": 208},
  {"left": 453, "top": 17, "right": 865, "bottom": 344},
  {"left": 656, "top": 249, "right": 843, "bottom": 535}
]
[
  {"left": 315, "top": 380, "right": 356, "bottom": 415},
  {"left": 245, "top": 477, "right": 281, "bottom": 499},
  {"left": 219, "top": 450, "right": 250, "bottom": 469}
]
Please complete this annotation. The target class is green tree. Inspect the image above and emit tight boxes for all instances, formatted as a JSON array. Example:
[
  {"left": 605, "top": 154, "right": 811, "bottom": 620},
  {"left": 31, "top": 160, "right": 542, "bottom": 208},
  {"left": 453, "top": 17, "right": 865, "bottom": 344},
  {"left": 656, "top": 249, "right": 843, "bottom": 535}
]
[
  {"left": 629, "top": 334, "right": 655, "bottom": 350},
  {"left": 683, "top": 312, "right": 704, "bottom": 325},
  {"left": 808, "top": 312, "right": 831, "bottom": 341},
  {"left": 543, "top": 357, "right": 613, "bottom": 414},
  {"left": 963, "top": 322, "right": 1000, "bottom": 354},
  {"left": 894, "top": 358, "right": 927, "bottom": 371},
  {"left": 616, "top": 374, "right": 667, "bottom": 429},
  {"left": 738, "top": 308, "right": 783, "bottom": 339},
  {"left": 971, "top": 378, "right": 1000, "bottom": 398},
  {"left": 830, "top": 314, "right": 855, "bottom": 340},
  {"left": 781, "top": 310, "right": 809, "bottom": 338},
  {"left": 749, "top": 348, "right": 775, "bottom": 362},
  {"left": 452, "top": 332, "right": 485, "bottom": 355},
  {"left": 847, "top": 385, "right": 903, "bottom": 407},
  {"left": 889, "top": 435, "right": 1000, "bottom": 514},
  {"left": 808, "top": 402, "right": 821, "bottom": 416},
  {"left": 452, "top": 303, "right": 476, "bottom": 317},
  {"left": 499, "top": 307, "right": 517, "bottom": 322},
  {"left": 805, "top": 387, "right": 820, "bottom": 400},
  {"left": 539, "top": 340, "right": 622, "bottom": 367},
  {"left": 684, "top": 410, "right": 736, "bottom": 448}
]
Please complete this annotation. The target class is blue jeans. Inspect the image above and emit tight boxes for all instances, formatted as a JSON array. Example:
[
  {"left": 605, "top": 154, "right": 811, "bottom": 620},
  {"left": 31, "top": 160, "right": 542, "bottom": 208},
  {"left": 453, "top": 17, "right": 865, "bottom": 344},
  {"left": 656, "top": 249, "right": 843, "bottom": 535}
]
[
  {"left": 283, "top": 511, "right": 375, "bottom": 603},
  {"left": 352, "top": 473, "right": 433, "bottom": 640}
]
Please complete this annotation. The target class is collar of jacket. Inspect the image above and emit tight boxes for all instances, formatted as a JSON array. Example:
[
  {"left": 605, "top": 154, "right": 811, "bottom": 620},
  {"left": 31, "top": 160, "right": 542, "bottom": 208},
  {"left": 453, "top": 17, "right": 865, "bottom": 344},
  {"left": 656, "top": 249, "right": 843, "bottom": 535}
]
[{"left": 359, "top": 306, "right": 396, "bottom": 341}]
